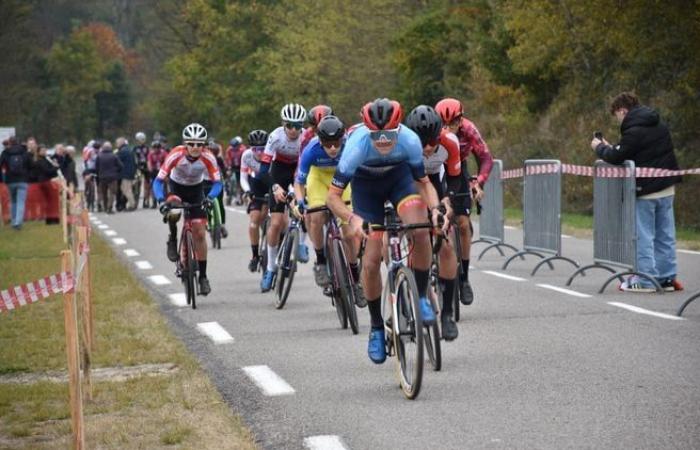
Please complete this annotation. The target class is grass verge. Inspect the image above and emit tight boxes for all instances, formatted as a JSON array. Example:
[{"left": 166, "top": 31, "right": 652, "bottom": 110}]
[{"left": 0, "top": 222, "right": 257, "bottom": 449}]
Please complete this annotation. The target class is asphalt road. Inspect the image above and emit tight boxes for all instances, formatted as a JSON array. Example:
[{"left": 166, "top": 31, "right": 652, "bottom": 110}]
[{"left": 90, "top": 206, "right": 700, "bottom": 450}]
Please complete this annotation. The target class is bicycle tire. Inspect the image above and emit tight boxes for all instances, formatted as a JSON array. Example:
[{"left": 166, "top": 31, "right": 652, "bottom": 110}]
[
  {"left": 334, "top": 239, "right": 359, "bottom": 335},
  {"left": 275, "top": 228, "right": 298, "bottom": 309},
  {"left": 185, "top": 230, "right": 197, "bottom": 309},
  {"left": 329, "top": 238, "right": 348, "bottom": 330},
  {"left": 259, "top": 218, "right": 268, "bottom": 274},
  {"left": 425, "top": 260, "right": 442, "bottom": 371},
  {"left": 392, "top": 266, "right": 424, "bottom": 399},
  {"left": 452, "top": 227, "right": 462, "bottom": 323}
]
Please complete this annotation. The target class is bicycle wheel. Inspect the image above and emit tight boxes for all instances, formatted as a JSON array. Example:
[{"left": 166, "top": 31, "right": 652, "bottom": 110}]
[
  {"left": 425, "top": 259, "right": 442, "bottom": 371},
  {"left": 259, "top": 218, "right": 268, "bottom": 274},
  {"left": 452, "top": 228, "right": 462, "bottom": 323},
  {"left": 328, "top": 237, "right": 348, "bottom": 330},
  {"left": 212, "top": 200, "right": 222, "bottom": 249},
  {"left": 334, "top": 239, "right": 358, "bottom": 335},
  {"left": 275, "top": 228, "right": 298, "bottom": 309},
  {"left": 392, "top": 266, "right": 424, "bottom": 399},
  {"left": 184, "top": 230, "right": 197, "bottom": 309}
]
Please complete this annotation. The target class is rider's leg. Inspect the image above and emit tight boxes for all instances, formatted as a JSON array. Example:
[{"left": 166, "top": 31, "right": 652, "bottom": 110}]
[
  {"left": 249, "top": 209, "right": 262, "bottom": 257},
  {"left": 192, "top": 219, "right": 208, "bottom": 279},
  {"left": 438, "top": 243, "right": 457, "bottom": 317},
  {"left": 266, "top": 211, "right": 285, "bottom": 272},
  {"left": 309, "top": 211, "right": 325, "bottom": 263},
  {"left": 362, "top": 236, "right": 384, "bottom": 327}
]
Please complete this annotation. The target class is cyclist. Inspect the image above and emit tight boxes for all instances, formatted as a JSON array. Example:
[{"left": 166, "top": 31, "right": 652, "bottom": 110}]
[
  {"left": 152, "top": 123, "right": 222, "bottom": 296},
  {"left": 204, "top": 139, "right": 228, "bottom": 238},
  {"left": 259, "top": 103, "right": 308, "bottom": 292},
  {"left": 133, "top": 131, "right": 151, "bottom": 208},
  {"left": 147, "top": 140, "right": 167, "bottom": 209},
  {"left": 405, "top": 105, "right": 461, "bottom": 341},
  {"left": 240, "top": 129, "right": 269, "bottom": 272},
  {"left": 435, "top": 97, "right": 494, "bottom": 306},
  {"left": 226, "top": 136, "right": 245, "bottom": 205},
  {"left": 327, "top": 98, "right": 449, "bottom": 364},
  {"left": 300, "top": 104, "right": 334, "bottom": 153},
  {"left": 293, "top": 115, "right": 367, "bottom": 306}
]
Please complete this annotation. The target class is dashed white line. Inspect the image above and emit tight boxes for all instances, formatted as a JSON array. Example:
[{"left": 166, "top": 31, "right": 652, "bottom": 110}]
[
  {"left": 607, "top": 302, "right": 684, "bottom": 321},
  {"left": 104, "top": 230, "right": 117, "bottom": 236},
  {"left": 561, "top": 234, "right": 572, "bottom": 239},
  {"left": 124, "top": 249, "right": 140, "bottom": 257},
  {"left": 482, "top": 270, "right": 526, "bottom": 282},
  {"left": 678, "top": 249, "right": 700, "bottom": 256},
  {"left": 112, "top": 237, "right": 127, "bottom": 245},
  {"left": 536, "top": 283, "right": 592, "bottom": 298},
  {"left": 148, "top": 275, "right": 171, "bottom": 285},
  {"left": 97, "top": 224, "right": 108, "bottom": 229},
  {"left": 168, "top": 293, "right": 187, "bottom": 307},
  {"left": 242, "top": 365, "right": 295, "bottom": 396},
  {"left": 304, "top": 435, "right": 348, "bottom": 450},
  {"left": 135, "top": 260, "right": 153, "bottom": 270},
  {"left": 197, "top": 322, "right": 235, "bottom": 344}
]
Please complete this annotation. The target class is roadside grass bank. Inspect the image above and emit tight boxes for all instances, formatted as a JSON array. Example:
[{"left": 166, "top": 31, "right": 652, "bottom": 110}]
[{"left": 0, "top": 222, "right": 257, "bottom": 449}]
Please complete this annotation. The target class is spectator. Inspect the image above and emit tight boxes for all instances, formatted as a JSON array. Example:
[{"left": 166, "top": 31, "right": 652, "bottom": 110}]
[
  {"left": 592, "top": 92, "right": 683, "bottom": 292},
  {"left": 0, "top": 136, "right": 33, "bottom": 229},
  {"left": 147, "top": 140, "right": 167, "bottom": 209},
  {"left": 83, "top": 140, "right": 100, "bottom": 211},
  {"left": 96, "top": 141, "right": 122, "bottom": 214},
  {"left": 52, "top": 143, "right": 78, "bottom": 193},
  {"left": 33, "top": 143, "right": 61, "bottom": 224},
  {"left": 116, "top": 136, "right": 136, "bottom": 210},
  {"left": 133, "top": 132, "right": 150, "bottom": 208}
]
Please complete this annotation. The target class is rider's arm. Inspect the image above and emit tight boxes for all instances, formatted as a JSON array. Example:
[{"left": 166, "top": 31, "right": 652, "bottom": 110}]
[
  {"left": 463, "top": 122, "right": 493, "bottom": 186},
  {"left": 294, "top": 143, "right": 314, "bottom": 202},
  {"left": 240, "top": 170, "right": 251, "bottom": 193},
  {"left": 152, "top": 177, "right": 166, "bottom": 202},
  {"left": 415, "top": 177, "right": 441, "bottom": 210},
  {"left": 202, "top": 152, "right": 223, "bottom": 199}
]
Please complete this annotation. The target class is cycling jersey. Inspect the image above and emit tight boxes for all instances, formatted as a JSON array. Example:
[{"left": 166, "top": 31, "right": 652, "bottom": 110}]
[
  {"left": 423, "top": 129, "right": 461, "bottom": 176},
  {"left": 298, "top": 127, "right": 316, "bottom": 159},
  {"left": 296, "top": 137, "right": 344, "bottom": 185},
  {"left": 157, "top": 145, "right": 221, "bottom": 186},
  {"left": 262, "top": 126, "right": 303, "bottom": 165},
  {"left": 226, "top": 144, "right": 246, "bottom": 169},
  {"left": 133, "top": 144, "right": 149, "bottom": 168},
  {"left": 147, "top": 148, "right": 167, "bottom": 172},
  {"left": 240, "top": 148, "right": 263, "bottom": 178},
  {"left": 455, "top": 117, "right": 493, "bottom": 185}
]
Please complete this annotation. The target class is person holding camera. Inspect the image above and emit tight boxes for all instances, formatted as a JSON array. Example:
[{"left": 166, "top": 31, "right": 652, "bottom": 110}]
[{"left": 591, "top": 92, "right": 683, "bottom": 292}]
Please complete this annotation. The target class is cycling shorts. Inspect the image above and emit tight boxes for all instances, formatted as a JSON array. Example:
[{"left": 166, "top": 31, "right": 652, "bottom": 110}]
[
  {"left": 269, "top": 160, "right": 297, "bottom": 213},
  {"left": 247, "top": 178, "right": 268, "bottom": 213},
  {"left": 169, "top": 179, "right": 206, "bottom": 219},
  {"left": 452, "top": 160, "right": 472, "bottom": 216},
  {"left": 307, "top": 166, "right": 351, "bottom": 208},
  {"left": 350, "top": 162, "right": 419, "bottom": 224}
]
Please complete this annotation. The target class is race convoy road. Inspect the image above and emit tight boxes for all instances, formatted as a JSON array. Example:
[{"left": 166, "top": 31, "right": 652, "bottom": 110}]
[{"left": 90, "top": 207, "right": 700, "bottom": 450}]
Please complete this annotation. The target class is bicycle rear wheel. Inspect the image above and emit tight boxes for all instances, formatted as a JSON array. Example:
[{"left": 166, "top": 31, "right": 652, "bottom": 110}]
[
  {"left": 392, "top": 266, "right": 424, "bottom": 399},
  {"left": 275, "top": 228, "right": 298, "bottom": 309},
  {"left": 334, "top": 239, "right": 358, "bottom": 335}
]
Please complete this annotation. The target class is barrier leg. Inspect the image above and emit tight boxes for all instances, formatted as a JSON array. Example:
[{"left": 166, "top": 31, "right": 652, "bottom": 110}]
[
  {"left": 502, "top": 250, "right": 546, "bottom": 270},
  {"left": 478, "top": 242, "right": 521, "bottom": 260},
  {"left": 566, "top": 263, "right": 620, "bottom": 286},
  {"left": 599, "top": 270, "right": 663, "bottom": 294},
  {"left": 531, "top": 256, "right": 579, "bottom": 276},
  {"left": 677, "top": 291, "right": 700, "bottom": 317}
]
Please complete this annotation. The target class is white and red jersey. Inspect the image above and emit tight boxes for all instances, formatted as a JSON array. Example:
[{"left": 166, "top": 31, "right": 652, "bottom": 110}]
[
  {"left": 241, "top": 148, "right": 263, "bottom": 177},
  {"left": 423, "top": 129, "right": 461, "bottom": 176},
  {"left": 262, "top": 126, "right": 302, "bottom": 165},
  {"left": 157, "top": 145, "right": 220, "bottom": 185}
]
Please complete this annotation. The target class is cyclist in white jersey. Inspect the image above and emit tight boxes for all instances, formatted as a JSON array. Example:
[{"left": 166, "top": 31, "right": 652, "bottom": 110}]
[{"left": 240, "top": 129, "right": 270, "bottom": 272}]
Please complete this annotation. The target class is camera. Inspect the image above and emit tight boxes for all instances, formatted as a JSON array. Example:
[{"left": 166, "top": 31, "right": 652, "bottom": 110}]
[{"left": 594, "top": 131, "right": 603, "bottom": 140}]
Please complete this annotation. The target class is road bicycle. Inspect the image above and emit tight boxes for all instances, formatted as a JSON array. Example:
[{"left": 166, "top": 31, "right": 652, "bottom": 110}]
[
  {"left": 207, "top": 196, "right": 224, "bottom": 249},
  {"left": 447, "top": 191, "right": 473, "bottom": 322},
  {"left": 307, "top": 203, "right": 359, "bottom": 335},
  {"left": 273, "top": 193, "right": 301, "bottom": 309},
  {"left": 424, "top": 221, "right": 447, "bottom": 371}
]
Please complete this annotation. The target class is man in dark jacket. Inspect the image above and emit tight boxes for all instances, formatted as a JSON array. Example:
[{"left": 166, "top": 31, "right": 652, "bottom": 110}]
[
  {"left": 0, "top": 136, "right": 33, "bottom": 229},
  {"left": 116, "top": 137, "right": 137, "bottom": 210},
  {"left": 96, "top": 141, "right": 123, "bottom": 214},
  {"left": 51, "top": 143, "right": 78, "bottom": 192},
  {"left": 592, "top": 92, "right": 682, "bottom": 292}
]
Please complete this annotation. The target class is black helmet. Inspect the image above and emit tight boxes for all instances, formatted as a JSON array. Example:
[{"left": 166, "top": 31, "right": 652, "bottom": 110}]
[
  {"left": 248, "top": 129, "right": 268, "bottom": 147},
  {"left": 316, "top": 115, "right": 345, "bottom": 141},
  {"left": 307, "top": 105, "right": 334, "bottom": 127},
  {"left": 405, "top": 105, "right": 442, "bottom": 146}
]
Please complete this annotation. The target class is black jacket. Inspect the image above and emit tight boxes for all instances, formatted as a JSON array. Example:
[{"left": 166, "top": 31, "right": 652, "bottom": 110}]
[
  {"left": 33, "top": 156, "right": 59, "bottom": 182},
  {"left": 0, "top": 144, "right": 33, "bottom": 183},
  {"left": 96, "top": 148, "right": 123, "bottom": 182},
  {"left": 52, "top": 153, "right": 78, "bottom": 187},
  {"left": 596, "top": 105, "right": 680, "bottom": 196}
]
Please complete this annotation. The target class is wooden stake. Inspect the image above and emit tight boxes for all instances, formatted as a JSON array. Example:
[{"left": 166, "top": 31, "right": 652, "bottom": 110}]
[
  {"left": 76, "top": 226, "right": 93, "bottom": 400},
  {"left": 62, "top": 184, "right": 68, "bottom": 244},
  {"left": 61, "top": 250, "right": 85, "bottom": 449}
]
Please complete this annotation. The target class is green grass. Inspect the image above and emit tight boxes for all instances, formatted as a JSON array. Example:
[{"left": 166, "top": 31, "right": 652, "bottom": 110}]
[{"left": 0, "top": 222, "right": 257, "bottom": 449}]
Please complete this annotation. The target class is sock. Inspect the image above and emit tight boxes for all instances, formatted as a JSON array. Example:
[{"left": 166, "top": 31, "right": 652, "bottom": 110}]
[
  {"left": 461, "top": 259, "right": 470, "bottom": 282},
  {"left": 440, "top": 277, "right": 455, "bottom": 316},
  {"left": 315, "top": 248, "right": 326, "bottom": 265},
  {"left": 368, "top": 297, "right": 383, "bottom": 329},
  {"left": 414, "top": 269, "right": 429, "bottom": 298},
  {"left": 198, "top": 260, "right": 207, "bottom": 279},
  {"left": 349, "top": 262, "right": 360, "bottom": 282},
  {"left": 267, "top": 244, "right": 278, "bottom": 272},
  {"left": 252, "top": 244, "right": 259, "bottom": 258},
  {"left": 168, "top": 222, "right": 177, "bottom": 240}
]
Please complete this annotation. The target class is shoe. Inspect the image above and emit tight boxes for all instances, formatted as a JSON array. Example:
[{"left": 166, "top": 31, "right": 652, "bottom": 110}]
[
  {"left": 419, "top": 296, "right": 436, "bottom": 326},
  {"left": 619, "top": 278, "right": 656, "bottom": 293},
  {"left": 459, "top": 280, "right": 474, "bottom": 305},
  {"left": 248, "top": 256, "right": 259, "bottom": 273},
  {"left": 151, "top": 203, "right": 157, "bottom": 210},
  {"left": 660, "top": 279, "right": 684, "bottom": 292},
  {"left": 354, "top": 284, "right": 367, "bottom": 308},
  {"left": 313, "top": 263, "right": 331, "bottom": 287},
  {"left": 261, "top": 270, "right": 275, "bottom": 292},
  {"left": 441, "top": 314, "right": 458, "bottom": 341},
  {"left": 367, "top": 327, "right": 387, "bottom": 364},
  {"left": 297, "top": 243, "right": 310, "bottom": 263},
  {"left": 220, "top": 225, "right": 228, "bottom": 239},
  {"left": 167, "top": 239, "right": 178, "bottom": 262},
  {"left": 198, "top": 277, "right": 211, "bottom": 296}
]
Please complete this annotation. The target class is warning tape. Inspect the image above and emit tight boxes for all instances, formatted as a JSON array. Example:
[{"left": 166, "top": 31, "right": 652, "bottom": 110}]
[
  {"left": 1, "top": 272, "right": 75, "bottom": 313},
  {"left": 500, "top": 164, "right": 699, "bottom": 179}
]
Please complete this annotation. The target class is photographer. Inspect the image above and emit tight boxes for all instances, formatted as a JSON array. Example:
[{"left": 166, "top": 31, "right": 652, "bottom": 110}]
[{"left": 591, "top": 92, "right": 682, "bottom": 292}]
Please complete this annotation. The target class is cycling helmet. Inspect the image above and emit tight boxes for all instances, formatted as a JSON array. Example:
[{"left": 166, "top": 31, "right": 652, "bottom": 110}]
[
  {"left": 207, "top": 138, "right": 218, "bottom": 149},
  {"left": 434, "top": 98, "right": 463, "bottom": 124},
  {"left": 362, "top": 98, "right": 403, "bottom": 130},
  {"left": 316, "top": 115, "right": 345, "bottom": 141},
  {"left": 307, "top": 105, "right": 334, "bottom": 127},
  {"left": 248, "top": 129, "right": 268, "bottom": 147},
  {"left": 229, "top": 136, "right": 243, "bottom": 147},
  {"left": 182, "top": 123, "right": 207, "bottom": 142},
  {"left": 135, "top": 131, "right": 146, "bottom": 143},
  {"left": 280, "top": 103, "right": 307, "bottom": 122},
  {"left": 151, "top": 140, "right": 162, "bottom": 148},
  {"left": 405, "top": 105, "right": 443, "bottom": 146}
]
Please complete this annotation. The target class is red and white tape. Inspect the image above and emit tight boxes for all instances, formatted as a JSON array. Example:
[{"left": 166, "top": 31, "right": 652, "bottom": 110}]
[
  {"left": 1, "top": 272, "right": 75, "bottom": 313},
  {"left": 500, "top": 164, "right": 699, "bottom": 179}
]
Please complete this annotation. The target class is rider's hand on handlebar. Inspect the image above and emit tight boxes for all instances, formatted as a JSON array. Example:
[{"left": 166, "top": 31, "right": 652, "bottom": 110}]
[
  {"left": 441, "top": 197, "right": 454, "bottom": 223},
  {"left": 202, "top": 197, "right": 214, "bottom": 211},
  {"left": 470, "top": 179, "right": 484, "bottom": 202},
  {"left": 158, "top": 201, "right": 170, "bottom": 216},
  {"left": 350, "top": 214, "right": 368, "bottom": 239},
  {"left": 272, "top": 184, "right": 287, "bottom": 203},
  {"left": 431, "top": 206, "right": 449, "bottom": 234},
  {"left": 296, "top": 198, "right": 306, "bottom": 216}
]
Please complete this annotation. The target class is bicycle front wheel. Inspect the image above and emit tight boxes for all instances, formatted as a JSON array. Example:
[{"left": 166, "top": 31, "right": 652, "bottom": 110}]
[
  {"left": 259, "top": 217, "right": 269, "bottom": 274},
  {"left": 425, "top": 260, "right": 442, "bottom": 371},
  {"left": 275, "top": 228, "right": 298, "bottom": 309},
  {"left": 452, "top": 228, "right": 462, "bottom": 323},
  {"left": 185, "top": 230, "right": 198, "bottom": 309},
  {"left": 334, "top": 239, "right": 358, "bottom": 335},
  {"left": 328, "top": 238, "right": 348, "bottom": 330},
  {"left": 392, "top": 266, "right": 424, "bottom": 399}
]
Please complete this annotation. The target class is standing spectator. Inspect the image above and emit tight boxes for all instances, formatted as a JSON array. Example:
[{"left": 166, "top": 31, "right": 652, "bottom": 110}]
[
  {"left": 33, "top": 144, "right": 61, "bottom": 224},
  {"left": 52, "top": 143, "right": 78, "bottom": 193},
  {"left": 26, "top": 137, "right": 38, "bottom": 158},
  {"left": 96, "top": 141, "right": 122, "bottom": 214},
  {"left": 147, "top": 140, "right": 167, "bottom": 209},
  {"left": 116, "top": 137, "right": 136, "bottom": 211},
  {"left": 83, "top": 140, "right": 100, "bottom": 211},
  {"left": 133, "top": 131, "right": 151, "bottom": 208},
  {"left": 0, "top": 136, "right": 33, "bottom": 229},
  {"left": 592, "top": 92, "right": 683, "bottom": 292}
]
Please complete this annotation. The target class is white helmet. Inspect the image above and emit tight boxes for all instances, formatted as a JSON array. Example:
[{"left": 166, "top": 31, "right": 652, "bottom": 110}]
[
  {"left": 135, "top": 131, "right": 146, "bottom": 143},
  {"left": 182, "top": 123, "right": 208, "bottom": 142},
  {"left": 280, "top": 103, "right": 306, "bottom": 122}
]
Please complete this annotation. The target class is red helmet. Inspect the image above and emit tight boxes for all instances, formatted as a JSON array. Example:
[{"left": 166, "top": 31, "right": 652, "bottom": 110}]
[
  {"left": 307, "top": 105, "right": 334, "bottom": 127},
  {"left": 434, "top": 98, "right": 463, "bottom": 124},
  {"left": 361, "top": 98, "right": 403, "bottom": 131},
  {"left": 166, "top": 194, "right": 183, "bottom": 206}
]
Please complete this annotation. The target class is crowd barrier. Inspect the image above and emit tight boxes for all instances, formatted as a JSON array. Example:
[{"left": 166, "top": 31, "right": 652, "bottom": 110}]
[{"left": 0, "top": 181, "right": 62, "bottom": 223}]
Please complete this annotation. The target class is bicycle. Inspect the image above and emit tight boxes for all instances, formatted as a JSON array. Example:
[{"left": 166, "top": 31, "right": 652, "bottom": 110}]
[
  {"left": 84, "top": 173, "right": 97, "bottom": 211},
  {"left": 447, "top": 191, "right": 473, "bottom": 322},
  {"left": 273, "top": 193, "right": 301, "bottom": 309},
  {"left": 306, "top": 203, "right": 359, "bottom": 335},
  {"left": 207, "top": 196, "right": 224, "bottom": 249},
  {"left": 132, "top": 169, "right": 143, "bottom": 208}
]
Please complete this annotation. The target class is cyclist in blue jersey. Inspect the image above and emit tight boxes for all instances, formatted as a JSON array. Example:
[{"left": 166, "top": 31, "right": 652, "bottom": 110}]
[{"left": 327, "top": 98, "right": 450, "bottom": 364}]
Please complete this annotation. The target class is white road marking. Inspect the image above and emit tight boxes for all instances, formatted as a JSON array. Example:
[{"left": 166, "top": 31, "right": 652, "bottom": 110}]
[
  {"left": 197, "top": 322, "right": 234, "bottom": 344},
  {"left": 561, "top": 234, "right": 572, "bottom": 239},
  {"left": 104, "top": 230, "right": 117, "bottom": 236},
  {"left": 124, "top": 249, "right": 140, "bottom": 257},
  {"left": 678, "top": 249, "right": 700, "bottom": 256},
  {"left": 536, "top": 283, "right": 592, "bottom": 298},
  {"left": 168, "top": 293, "right": 187, "bottom": 307},
  {"left": 607, "top": 302, "right": 684, "bottom": 321},
  {"left": 242, "top": 365, "right": 295, "bottom": 396},
  {"left": 148, "top": 275, "right": 171, "bottom": 285},
  {"left": 482, "top": 270, "right": 526, "bottom": 282},
  {"left": 135, "top": 260, "right": 153, "bottom": 270},
  {"left": 112, "top": 238, "right": 127, "bottom": 245},
  {"left": 225, "top": 207, "right": 247, "bottom": 215},
  {"left": 504, "top": 225, "right": 517, "bottom": 230},
  {"left": 304, "top": 435, "right": 348, "bottom": 450},
  {"left": 97, "top": 224, "right": 108, "bottom": 229}
]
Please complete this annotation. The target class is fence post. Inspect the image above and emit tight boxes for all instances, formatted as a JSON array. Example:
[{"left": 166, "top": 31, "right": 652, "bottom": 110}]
[
  {"left": 61, "top": 250, "right": 85, "bottom": 449},
  {"left": 76, "top": 226, "right": 93, "bottom": 399},
  {"left": 61, "top": 183, "right": 68, "bottom": 244}
]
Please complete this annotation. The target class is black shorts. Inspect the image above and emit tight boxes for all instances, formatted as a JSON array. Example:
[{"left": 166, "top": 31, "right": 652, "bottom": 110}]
[
  {"left": 452, "top": 161, "right": 472, "bottom": 217},
  {"left": 247, "top": 178, "right": 268, "bottom": 213},
  {"left": 169, "top": 179, "right": 206, "bottom": 219},
  {"left": 269, "top": 161, "right": 297, "bottom": 213}
]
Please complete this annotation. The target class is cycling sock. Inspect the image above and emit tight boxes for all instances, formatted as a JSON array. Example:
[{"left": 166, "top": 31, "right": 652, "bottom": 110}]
[
  {"left": 168, "top": 222, "right": 177, "bottom": 240},
  {"left": 414, "top": 269, "right": 429, "bottom": 298},
  {"left": 461, "top": 259, "right": 470, "bottom": 282},
  {"left": 252, "top": 245, "right": 259, "bottom": 258},
  {"left": 349, "top": 262, "right": 360, "bottom": 282},
  {"left": 198, "top": 260, "right": 207, "bottom": 279},
  {"left": 315, "top": 248, "right": 326, "bottom": 265},
  {"left": 440, "top": 277, "right": 455, "bottom": 316},
  {"left": 267, "top": 245, "right": 278, "bottom": 272},
  {"left": 368, "top": 297, "right": 383, "bottom": 329}
]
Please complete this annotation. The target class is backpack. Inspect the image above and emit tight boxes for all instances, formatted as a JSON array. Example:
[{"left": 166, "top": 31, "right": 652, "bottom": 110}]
[{"left": 7, "top": 153, "right": 25, "bottom": 176}]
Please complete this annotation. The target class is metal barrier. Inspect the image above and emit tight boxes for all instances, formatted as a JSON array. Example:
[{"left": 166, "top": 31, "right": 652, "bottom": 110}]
[
  {"left": 502, "top": 160, "right": 579, "bottom": 275},
  {"left": 471, "top": 160, "right": 519, "bottom": 259},
  {"left": 566, "top": 160, "right": 662, "bottom": 293}
]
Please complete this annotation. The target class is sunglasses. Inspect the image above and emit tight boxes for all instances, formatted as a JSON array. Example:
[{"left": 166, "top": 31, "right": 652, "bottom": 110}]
[
  {"left": 186, "top": 142, "right": 206, "bottom": 148},
  {"left": 285, "top": 122, "right": 303, "bottom": 130},
  {"left": 321, "top": 139, "right": 342, "bottom": 150},
  {"left": 369, "top": 128, "right": 399, "bottom": 143}
]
